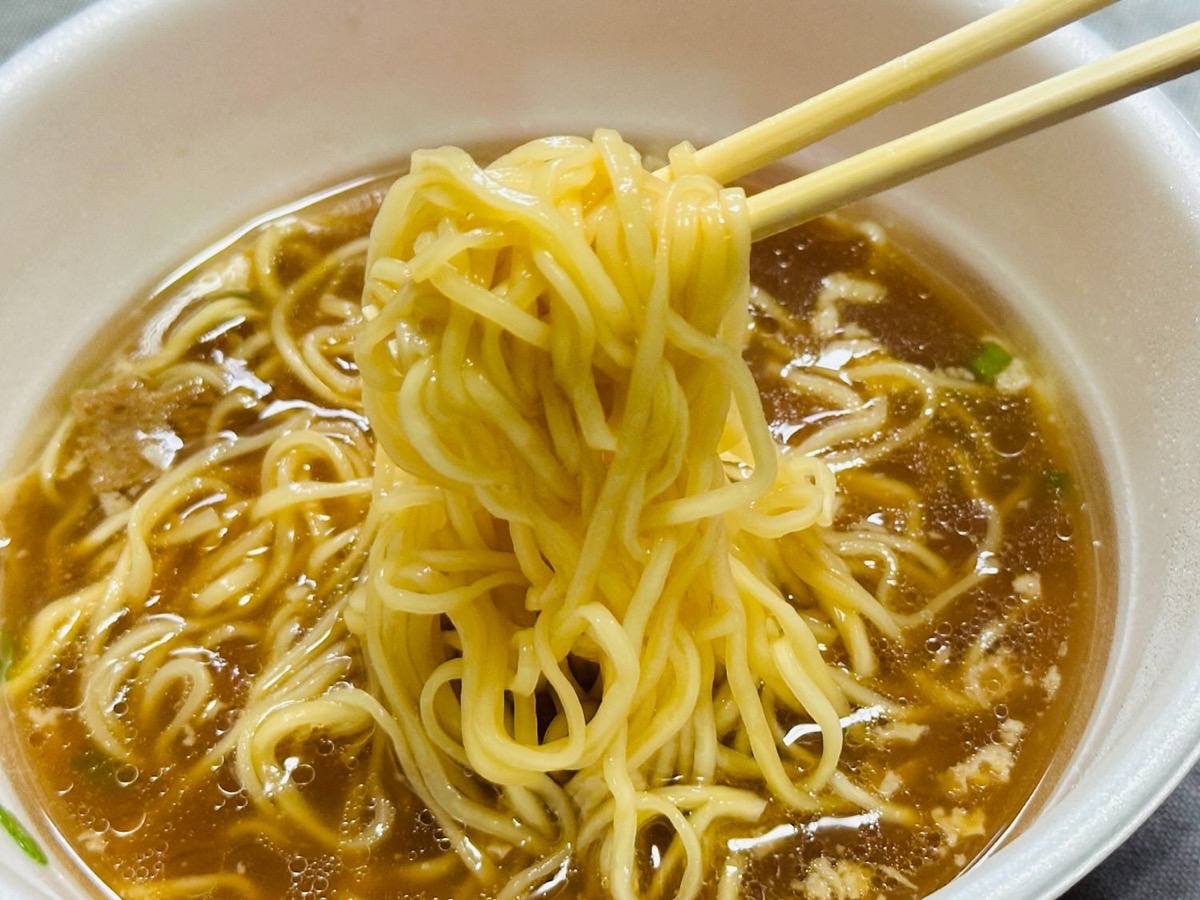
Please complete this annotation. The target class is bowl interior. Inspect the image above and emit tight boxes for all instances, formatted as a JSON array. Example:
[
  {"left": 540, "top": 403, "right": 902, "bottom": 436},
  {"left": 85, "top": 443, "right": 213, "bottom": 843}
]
[{"left": 1, "top": 1, "right": 1199, "bottom": 897}]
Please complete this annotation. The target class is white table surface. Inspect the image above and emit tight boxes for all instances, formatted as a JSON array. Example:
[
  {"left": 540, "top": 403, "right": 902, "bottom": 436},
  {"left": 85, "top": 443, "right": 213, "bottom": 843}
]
[{"left": 1, "top": 2, "right": 1197, "bottom": 899}]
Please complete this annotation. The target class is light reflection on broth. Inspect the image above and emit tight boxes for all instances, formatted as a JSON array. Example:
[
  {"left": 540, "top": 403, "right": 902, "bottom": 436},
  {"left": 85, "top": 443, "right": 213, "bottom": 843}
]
[{"left": 0, "top": 155, "right": 1107, "bottom": 899}]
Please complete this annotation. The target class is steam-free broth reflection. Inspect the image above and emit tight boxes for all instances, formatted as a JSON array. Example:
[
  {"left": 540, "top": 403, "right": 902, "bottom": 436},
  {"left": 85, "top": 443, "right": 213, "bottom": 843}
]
[{"left": 0, "top": 156, "right": 1104, "bottom": 899}]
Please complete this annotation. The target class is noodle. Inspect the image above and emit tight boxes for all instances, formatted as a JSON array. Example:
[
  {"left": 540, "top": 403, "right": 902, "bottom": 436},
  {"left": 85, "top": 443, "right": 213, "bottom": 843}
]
[
  {"left": 0, "top": 130, "right": 1097, "bottom": 900},
  {"left": 349, "top": 131, "right": 901, "bottom": 896}
]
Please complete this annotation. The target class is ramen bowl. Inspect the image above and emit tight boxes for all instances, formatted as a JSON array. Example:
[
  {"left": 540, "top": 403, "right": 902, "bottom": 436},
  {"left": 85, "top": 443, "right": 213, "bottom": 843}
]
[{"left": 0, "top": 0, "right": 1197, "bottom": 897}]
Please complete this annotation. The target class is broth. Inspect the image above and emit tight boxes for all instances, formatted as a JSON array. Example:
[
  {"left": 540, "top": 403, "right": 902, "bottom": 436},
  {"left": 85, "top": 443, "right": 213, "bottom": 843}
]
[{"left": 0, "top": 173, "right": 1107, "bottom": 899}]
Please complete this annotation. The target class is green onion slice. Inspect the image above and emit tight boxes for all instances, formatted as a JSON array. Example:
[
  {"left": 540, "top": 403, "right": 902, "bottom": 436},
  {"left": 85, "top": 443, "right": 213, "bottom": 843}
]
[
  {"left": 0, "top": 803, "right": 47, "bottom": 866},
  {"left": 968, "top": 341, "right": 1013, "bottom": 383}
]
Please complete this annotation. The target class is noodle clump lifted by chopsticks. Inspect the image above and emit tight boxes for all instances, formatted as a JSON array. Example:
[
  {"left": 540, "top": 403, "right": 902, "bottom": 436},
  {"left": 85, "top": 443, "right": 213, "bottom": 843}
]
[{"left": 351, "top": 130, "right": 904, "bottom": 898}]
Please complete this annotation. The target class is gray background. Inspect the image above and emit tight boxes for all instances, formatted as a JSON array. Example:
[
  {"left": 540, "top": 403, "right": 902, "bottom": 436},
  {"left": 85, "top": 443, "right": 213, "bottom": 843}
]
[{"left": 1, "top": 1, "right": 1197, "bottom": 898}]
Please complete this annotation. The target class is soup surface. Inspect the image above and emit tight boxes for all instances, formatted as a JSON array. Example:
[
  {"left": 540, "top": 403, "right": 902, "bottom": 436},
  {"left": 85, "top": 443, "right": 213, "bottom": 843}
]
[{"left": 0, "top": 172, "right": 1106, "bottom": 899}]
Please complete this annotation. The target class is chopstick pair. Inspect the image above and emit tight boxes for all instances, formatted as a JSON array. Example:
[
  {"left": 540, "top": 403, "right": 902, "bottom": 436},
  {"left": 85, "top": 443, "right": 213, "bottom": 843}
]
[{"left": 663, "top": 0, "right": 1200, "bottom": 240}]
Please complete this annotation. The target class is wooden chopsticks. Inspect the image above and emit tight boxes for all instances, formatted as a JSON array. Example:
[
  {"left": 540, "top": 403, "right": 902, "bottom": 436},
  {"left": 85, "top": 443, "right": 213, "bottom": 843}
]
[
  {"left": 744, "top": 18, "right": 1200, "bottom": 243},
  {"left": 745, "top": 17, "right": 1200, "bottom": 240},
  {"left": 666, "top": 0, "right": 1119, "bottom": 186},
  {"left": 661, "top": 0, "right": 1200, "bottom": 241}
]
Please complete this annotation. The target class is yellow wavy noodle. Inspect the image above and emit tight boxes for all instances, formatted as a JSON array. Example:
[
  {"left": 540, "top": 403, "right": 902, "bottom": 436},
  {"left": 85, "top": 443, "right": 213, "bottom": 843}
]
[
  {"left": 0, "top": 131, "right": 1038, "bottom": 900},
  {"left": 351, "top": 132, "right": 914, "bottom": 898}
]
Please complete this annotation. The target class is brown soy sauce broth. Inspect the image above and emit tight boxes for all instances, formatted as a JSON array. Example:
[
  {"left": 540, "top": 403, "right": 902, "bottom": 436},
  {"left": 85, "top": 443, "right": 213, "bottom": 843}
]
[
  {"left": 737, "top": 215, "right": 1111, "bottom": 895},
  {"left": 0, "top": 167, "right": 1111, "bottom": 899}
]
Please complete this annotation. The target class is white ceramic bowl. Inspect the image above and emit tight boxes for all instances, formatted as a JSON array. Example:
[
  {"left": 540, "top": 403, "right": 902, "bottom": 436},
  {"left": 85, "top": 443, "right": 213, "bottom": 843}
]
[{"left": 1, "top": 1, "right": 1198, "bottom": 897}]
